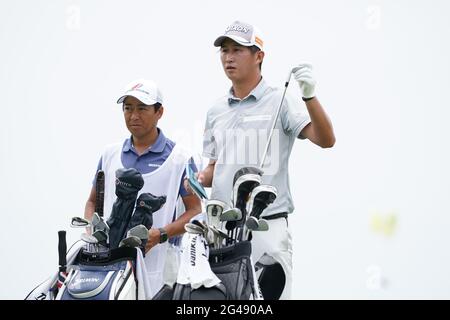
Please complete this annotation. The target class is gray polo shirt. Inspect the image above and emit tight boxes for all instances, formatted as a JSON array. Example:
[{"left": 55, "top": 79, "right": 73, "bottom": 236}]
[{"left": 203, "top": 78, "right": 311, "bottom": 216}]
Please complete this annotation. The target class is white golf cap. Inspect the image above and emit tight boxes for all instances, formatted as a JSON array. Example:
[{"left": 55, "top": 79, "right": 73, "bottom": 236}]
[
  {"left": 117, "top": 79, "right": 163, "bottom": 105},
  {"left": 214, "top": 20, "right": 264, "bottom": 50}
]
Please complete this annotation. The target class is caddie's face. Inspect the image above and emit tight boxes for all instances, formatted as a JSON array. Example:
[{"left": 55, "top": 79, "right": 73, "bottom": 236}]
[
  {"left": 220, "top": 38, "right": 262, "bottom": 82},
  {"left": 122, "top": 96, "right": 163, "bottom": 139}
]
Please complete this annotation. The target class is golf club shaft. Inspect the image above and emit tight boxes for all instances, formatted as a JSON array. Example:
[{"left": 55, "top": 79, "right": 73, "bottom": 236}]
[{"left": 259, "top": 71, "right": 292, "bottom": 172}]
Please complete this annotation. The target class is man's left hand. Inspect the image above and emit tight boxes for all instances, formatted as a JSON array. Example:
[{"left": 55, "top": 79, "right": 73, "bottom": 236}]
[
  {"left": 145, "top": 228, "right": 160, "bottom": 253},
  {"left": 292, "top": 62, "right": 316, "bottom": 99}
]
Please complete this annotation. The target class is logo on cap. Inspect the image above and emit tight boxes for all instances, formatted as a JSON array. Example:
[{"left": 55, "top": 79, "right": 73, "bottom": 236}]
[
  {"left": 225, "top": 24, "right": 249, "bottom": 34},
  {"left": 131, "top": 83, "right": 143, "bottom": 90}
]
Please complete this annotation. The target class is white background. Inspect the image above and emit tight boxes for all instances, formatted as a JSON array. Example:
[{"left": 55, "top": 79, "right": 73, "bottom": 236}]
[{"left": 1, "top": 0, "right": 449, "bottom": 299}]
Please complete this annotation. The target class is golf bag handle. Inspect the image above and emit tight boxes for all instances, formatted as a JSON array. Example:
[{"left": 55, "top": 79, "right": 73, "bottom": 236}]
[
  {"left": 95, "top": 170, "right": 105, "bottom": 217},
  {"left": 58, "top": 230, "right": 67, "bottom": 272}
]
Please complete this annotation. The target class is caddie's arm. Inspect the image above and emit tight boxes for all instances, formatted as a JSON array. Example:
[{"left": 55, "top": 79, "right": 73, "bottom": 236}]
[
  {"left": 145, "top": 194, "right": 201, "bottom": 253},
  {"left": 84, "top": 187, "right": 96, "bottom": 230},
  {"left": 293, "top": 63, "right": 336, "bottom": 148}
]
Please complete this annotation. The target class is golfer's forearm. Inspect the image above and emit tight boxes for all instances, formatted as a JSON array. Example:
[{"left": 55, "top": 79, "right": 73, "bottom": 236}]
[
  {"left": 200, "top": 164, "right": 215, "bottom": 187},
  {"left": 305, "top": 97, "right": 336, "bottom": 147}
]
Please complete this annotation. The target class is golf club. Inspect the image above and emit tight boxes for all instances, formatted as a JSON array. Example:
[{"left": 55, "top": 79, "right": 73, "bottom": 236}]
[
  {"left": 119, "top": 235, "right": 142, "bottom": 248},
  {"left": 206, "top": 199, "right": 226, "bottom": 229},
  {"left": 259, "top": 70, "right": 293, "bottom": 172},
  {"left": 71, "top": 217, "right": 90, "bottom": 228}
]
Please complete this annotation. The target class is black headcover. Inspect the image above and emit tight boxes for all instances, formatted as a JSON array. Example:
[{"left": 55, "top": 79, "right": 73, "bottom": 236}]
[
  {"left": 127, "top": 192, "right": 167, "bottom": 231},
  {"left": 114, "top": 168, "right": 145, "bottom": 198},
  {"left": 107, "top": 168, "right": 144, "bottom": 249},
  {"left": 232, "top": 166, "right": 262, "bottom": 213}
]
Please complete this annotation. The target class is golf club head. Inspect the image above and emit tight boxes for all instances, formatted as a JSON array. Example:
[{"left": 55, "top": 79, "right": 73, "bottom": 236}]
[
  {"left": 206, "top": 199, "right": 226, "bottom": 228},
  {"left": 91, "top": 212, "right": 110, "bottom": 234},
  {"left": 96, "top": 220, "right": 110, "bottom": 233},
  {"left": 185, "top": 223, "right": 204, "bottom": 235},
  {"left": 127, "top": 224, "right": 149, "bottom": 242},
  {"left": 191, "top": 219, "right": 208, "bottom": 230},
  {"left": 71, "top": 217, "right": 90, "bottom": 228},
  {"left": 91, "top": 212, "right": 101, "bottom": 227},
  {"left": 255, "top": 219, "right": 269, "bottom": 231},
  {"left": 81, "top": 233, "right": 98, "bottom": 244},
  {"left": 193, "top": 220, "right": 214, "bottom": 243},
  {"left": 91, "top": 230, "right": 108, "bottom": 244},
  {"left": 220, "top": 208, "right": 243, "bottom": 222},
  {"left": 247, "top": 185, "right": 278, "bottom": 219},
  {"left": 232, "top": 167, "right": 262, "bottom": 209},
  {"left": 245, "top": 216, "right": 260, "bottom": 231},
  {"left": 119, "top": 235, "right": 142, "bottom": 248},
  {"left": 206, "top": 200, "right": 226, "bottom": 217}
]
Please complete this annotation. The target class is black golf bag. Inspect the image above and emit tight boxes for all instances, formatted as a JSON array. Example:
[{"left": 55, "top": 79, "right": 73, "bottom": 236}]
[{"left": 153, "top": 241, "right": 257, "bottom": 300}]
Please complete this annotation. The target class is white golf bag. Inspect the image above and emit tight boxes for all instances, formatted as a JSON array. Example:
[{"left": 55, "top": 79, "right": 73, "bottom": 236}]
[{"left": 55, "top": 246, "right": 138, "bottom": 300}]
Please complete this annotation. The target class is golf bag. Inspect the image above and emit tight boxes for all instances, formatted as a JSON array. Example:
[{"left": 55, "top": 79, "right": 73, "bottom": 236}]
[
  {"left": 56, "top": 246, "right": 138, "bottom": 300},
  {"left": 26, "top": 168, "right": 162, "bottom": 300},
  {"left": 207, "top": 240, "right": 256, "bottom": 300},
  {"left": 153, "top": 241, "right": 257, "bottom": 300},
  {"left": 57, "top": 168, "right": 166, "bottom": 300}
]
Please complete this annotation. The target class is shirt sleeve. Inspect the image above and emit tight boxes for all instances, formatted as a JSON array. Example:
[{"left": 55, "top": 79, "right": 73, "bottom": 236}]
[
  {"left": 179, "top": 157, "right": 198, "bottom": 197},
  {"left": 202, "top": 111, "right": 218, "bottom": 160},
  {"left": 280, "top": 92, "right": 311, "bottom": 139}
]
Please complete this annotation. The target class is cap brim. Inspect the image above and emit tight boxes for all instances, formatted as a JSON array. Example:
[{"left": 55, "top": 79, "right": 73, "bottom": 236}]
[
  {"left": 214, "top": 35, "right": 253, "bottom": 47},
  {"left": 116, "top": 91, "right": 159, "bottom": 105}
]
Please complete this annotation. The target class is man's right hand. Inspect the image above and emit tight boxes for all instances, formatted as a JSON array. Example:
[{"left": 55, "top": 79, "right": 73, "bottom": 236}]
[{"left": 183, "top": 172, "right": 206, "bottom": 195}]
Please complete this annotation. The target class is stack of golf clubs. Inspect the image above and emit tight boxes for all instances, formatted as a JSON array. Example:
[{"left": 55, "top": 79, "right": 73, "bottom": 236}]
[
  {"left": 69, "top": 169, "right": 167, "bottom": 257},
  {"left": 225, "top": 167, "right": 277, "bottom": 244},
  {"left": 70, "top": 214, "right": 110, "bottom": 256},
  {"left": 70, "top": 208, "right": 165, "bottom": 256},
  {"left": 184, "top": 168, "right": 277, "bottom": 250}
]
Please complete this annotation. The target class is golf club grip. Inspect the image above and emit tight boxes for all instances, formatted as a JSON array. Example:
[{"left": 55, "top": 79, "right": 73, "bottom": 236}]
[
  {"left": 58, "top": 230, "right": 67, "bottom": 271},
  {"left": 95, "top": 170, "right": 105, "bottom": 217}
]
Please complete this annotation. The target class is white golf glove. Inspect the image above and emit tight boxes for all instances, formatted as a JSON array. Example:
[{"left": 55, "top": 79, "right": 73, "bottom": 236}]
[{"left": 292, "top": 62, "right": 316, "bottom": 99}]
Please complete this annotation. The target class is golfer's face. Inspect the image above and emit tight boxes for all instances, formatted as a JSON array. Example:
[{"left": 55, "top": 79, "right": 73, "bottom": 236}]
[
  {"left": 220, "top": 39, "right": 258, "bottom": 81},
  {"left": 122, "top": 96, "right": 162, "bottom": 139}
]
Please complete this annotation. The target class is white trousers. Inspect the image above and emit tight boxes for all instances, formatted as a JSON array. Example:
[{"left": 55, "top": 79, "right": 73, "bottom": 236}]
[{"left": 251, "top": 217, "right": 292, "bottom": 300}]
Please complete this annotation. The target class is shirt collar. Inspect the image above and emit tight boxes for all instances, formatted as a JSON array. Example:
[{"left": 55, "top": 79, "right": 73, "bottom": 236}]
[
  {"left": 123, "top": 128, "right": 167, "bottom": 154},
  {"left": 227, "top": 77, "right": 268, "bottom": 105}
]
